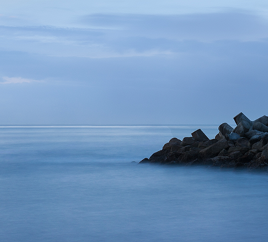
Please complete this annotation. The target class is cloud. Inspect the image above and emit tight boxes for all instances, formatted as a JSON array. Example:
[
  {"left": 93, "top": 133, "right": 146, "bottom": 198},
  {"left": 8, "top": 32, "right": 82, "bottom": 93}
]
[
  {"left": 1, "top": 10, "right": 268, "bottom": 59},
  {"left": 1, "top": 76, "right": 41, "bottom": 84},
  {"left": 81, "top": 11, "right": 268, "bottom": 41}
]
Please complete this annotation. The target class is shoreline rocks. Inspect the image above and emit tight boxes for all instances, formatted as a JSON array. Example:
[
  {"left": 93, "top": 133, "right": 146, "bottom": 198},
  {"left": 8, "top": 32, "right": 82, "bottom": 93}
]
[{"left": 140, "top": 113, "right": 268, "bottom": 169}]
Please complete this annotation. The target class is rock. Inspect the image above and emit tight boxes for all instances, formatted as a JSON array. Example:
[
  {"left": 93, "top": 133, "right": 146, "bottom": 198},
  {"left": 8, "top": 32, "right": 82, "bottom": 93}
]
[
  {"left": 237, "top": 150, "right": 255, "bottom": 163},
  {"left": 228, "top": 141, "right": 235, "bottom": 147},
  {"left": 228, "top": 132, "right": 240, "bottom": 141},
  {"left": 149, "top": 149, "right": 168, "bottom": 163},
  {"left": 260, "top": 143, "right": 268, "bottom": 152},
  {"left": 179, "top": 148, "right": 199, "bottom": 162},
  {"left": 219, "top": 123, "right": 233, "bottom": 139},
  {"left": 253, "top": 121, "right": 268, "bottom": 132},
  {"left": 261, "top": 146, "right": 268, "bottom": 161},
  {"left": 198, "top": 139, "right": 218, "bottom": 149},
  {"left": 249, "top": 133, "right": 265, "bottom": 144},
  {"left": 233, "top": 120, "right": 251, "bottom": 136},
  {"left": 199, "top": 138, "right": 229, "bottom": 158},
  {"left": 235, "top": 137, "right": 251, "bottom": 149},
  {"left": 215, "top": 132, "right": 224, "bottom": 140},
  {"left": 164, "top": 152, "right": 182, "bottom": 164},
  {"left": 254, "top": 115, "right": 268, "bottom": 126},
  {"left": 163, "top": 137, "right": 182, "bottom": 150},
  {"left": 191, "top": 129, "right": 209, "bottom": 142},
  {"left": 140, "top": 158, "right": 149, "bottom": 163},
  {"left": 233, "top": 112, "right": 252, "bottom": 126},
  {"left": 211, "top": 156, "right": 231, "bottom": 166},
  {"left": 261, "top": 133, "right": 268, "bottom": 145},
  {"left": 218, "top": 149, "right": 228, "bottom": 156},
  {"left": 245, "top": 130, "right": 264, "bottom": 139},
  {"left": 229, "top": 151, "right": 242, "bottom": 160},
  {"left": 178, "top": 145, "right": 191, "bottom": 153},
  {"left": 252, "top": 140, "right": 265, "bottom": 151},
  {"left": 181, "top": 137, "right": 195, "bottom": 146},
  {"left": 228, "top": 145, "right": 248, "bottom": 155}
]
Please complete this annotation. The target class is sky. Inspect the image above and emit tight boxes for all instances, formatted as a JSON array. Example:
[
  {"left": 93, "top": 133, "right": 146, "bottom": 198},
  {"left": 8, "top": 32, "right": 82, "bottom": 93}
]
[{"left": 1, "top": 0, "right": 268, "bottom": 125}]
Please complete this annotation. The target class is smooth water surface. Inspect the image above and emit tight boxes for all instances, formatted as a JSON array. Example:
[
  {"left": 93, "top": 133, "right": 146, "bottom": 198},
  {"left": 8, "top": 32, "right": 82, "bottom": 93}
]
[{"left": 1, "top": 126, "right": 268, "bottom": 242}]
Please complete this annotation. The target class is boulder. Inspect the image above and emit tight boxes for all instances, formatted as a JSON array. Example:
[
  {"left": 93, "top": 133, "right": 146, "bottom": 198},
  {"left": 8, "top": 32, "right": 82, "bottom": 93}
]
[
  {"left": 233, "top": 121, "right": 251, "bottom": 136},
  {"left": 199, "top": 138, "right": 229, "bottom": 158},
  {"left": 140, "top": 158, "right": 149, "bottom": 163},
  {"left": 211, "top": 156, "right": 231, "bottom": 166},
  {"left": 164, "top": 152, "right": 182, "bottom": 164},
  {"left": 215, "top": 132, "right": 224, "bottom": 140},
  {"left": 233, "top": 112, "right": 252, "bottom": 126},
  {"left": 218, "top": 149, "right": 228, "bottom": 156},
  {"left": 181, "top": 137, "right": 195, "bottom": 146},
  {"left": 163, "top": 137, "right": 182, "bottom": 150},
  {"left": 249, "top": 134, "right": 265, "bottom": 144},
  {"left": 235, "top": 137, "right": 251, "bottom": 149},
  {"left": 179, "top": 148, "right": 199, "bottom": 162},
  {"left": 218, "top": 123, "right": 233, "bottom": 139},
  {"left": 253, "top": 122, "right": 268, "bottom": 132},
  {"left": 191, "top": 129, "right": 209, "bottom": 142},
  {"left": 237, "top": 150, "right": 255, "bottom": 163},
  {"left": 228, "top": 132, "right": 240, "bottom": 141},
  {"left": 228, "top": 145, "right": 248, "bottom": 155},
  {"left": 229, "top": 151, "right": 242, "bottom": 160},
  {"left": 252, "top": 140, "right": 265, "bottom": 151},
  {"left": 245, "top": 130, "right": 264, "bottom": 139},
  {"left": 261, "top": 146, "right": 268, "bottom": 161},
  {"left": 198, "top": 139, "right": 218, "bottom": 149},
  {"left": 254, "top": 115, "right": 268, "bottom": 126},
  {"left": 149, "top": 149, "right": 168, "bottom": 163}
]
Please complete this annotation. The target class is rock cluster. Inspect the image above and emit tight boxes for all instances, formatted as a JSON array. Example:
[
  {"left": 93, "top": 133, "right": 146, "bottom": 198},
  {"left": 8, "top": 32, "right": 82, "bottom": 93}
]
[{"left": 140, "top": 113, "right": 268, "bottom": 169}]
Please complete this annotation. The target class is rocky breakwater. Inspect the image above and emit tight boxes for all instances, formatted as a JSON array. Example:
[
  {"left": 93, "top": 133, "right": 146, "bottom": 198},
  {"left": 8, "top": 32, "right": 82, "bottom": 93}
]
[{"left": 140, "top": 113, "right": 268, "bottom": 169}]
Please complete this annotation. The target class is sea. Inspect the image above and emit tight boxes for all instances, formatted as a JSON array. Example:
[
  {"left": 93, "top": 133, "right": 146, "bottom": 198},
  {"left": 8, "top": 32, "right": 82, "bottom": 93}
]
[{"left": 1, "top": 125, "right": 268, "bottom": 242}]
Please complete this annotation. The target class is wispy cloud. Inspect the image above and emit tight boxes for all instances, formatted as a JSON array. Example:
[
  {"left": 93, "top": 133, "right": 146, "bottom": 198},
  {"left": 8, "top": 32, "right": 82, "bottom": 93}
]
[{"left": 1, "top": 76, "right": 41, "bottom": 84}]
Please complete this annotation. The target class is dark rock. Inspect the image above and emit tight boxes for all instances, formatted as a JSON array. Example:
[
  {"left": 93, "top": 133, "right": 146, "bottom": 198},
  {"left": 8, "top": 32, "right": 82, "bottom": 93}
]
[
  {"left": 191, "top": 129, "right": 209, "bottom": 142},
  {"left": 254, "top": 115, "right": 268, "bottom": 126},
  {"left": 228, "top": 132, "right": 240, "bottom": 141},
  {"left": 199, "top": 138, "right": 229, "bottom": 158},
  {"left": 252, "top": 140, "right": 265, "bottom": 151},
  {"left": 163, "top": 137, "right": 182, "bottom": 150},
  {"left": 211, "top": 156, "right": 231, "bottom": 166},
  {"left": 233, "top": 112, "right": 252, "bottom": 126},
  {"left": 245, "top": 130, "right": 263, "bottom": 139},
  {"left": 181, "top": 137, "right": 195, "bottom": 146},
  {"left": 149, "top": 149, "right": 168, "bottom": 163},
  {"left": 253, "top": 121, "right": 268, "bottom": 132},
  {"left": 215, "top": 132, "right": 224, "bottom": 140},
  {"left": 262, "top": 133, "right": 268, "bottom": 145},
  {"left": 229, "top": 151, "right": 242, "bottom": 160},
  {"left": 219, "top": 123, "right": 233, "bottom": 139},
  {"left": 140, "top": 158, "right": 149, "bottom": 163},
  {"left": 218, "top": 149, "right": 228, "bottom": 156},
  {"left": 235, "top": 137, "right": 251, "bottom": 149},
  {"left": 228, "top": 145, "right": 249, "bottom": 155},
  {"left": 179, "top": 149, "right": 199, "bottom": 162},
  {"left": 261, "top": 146, "right": 268, "bottom": 161},
  {"left": 164, "top": 152, "right": 182, "bottom": 164},
  {"left": 260, "top": 143, "right": 268, "bottom": 152},
  {"left": 198, "top": 139, "right": 218, "bottom": 149},
  {"left": 249, "top": 133, "right": 265, "bottom": 144},
  {"left": 233, "top": 120, "right": 251, "bottom": 136},
  {"left": 237, "top": 150, "right": 255, "bottom": 163},
  {"left": 228, "top": 141, "right": 235, "bottom": 147}
]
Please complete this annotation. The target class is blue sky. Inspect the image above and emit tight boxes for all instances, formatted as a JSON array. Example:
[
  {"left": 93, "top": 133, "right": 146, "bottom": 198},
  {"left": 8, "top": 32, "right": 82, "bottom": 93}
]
[{"left": 1, "top": 1, "right": 268, "bottom": 125}]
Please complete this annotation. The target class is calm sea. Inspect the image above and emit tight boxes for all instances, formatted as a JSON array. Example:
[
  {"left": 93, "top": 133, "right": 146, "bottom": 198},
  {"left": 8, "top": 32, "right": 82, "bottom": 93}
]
[{"left": 1, "top": 126, "right": 268, "bottom": 242}]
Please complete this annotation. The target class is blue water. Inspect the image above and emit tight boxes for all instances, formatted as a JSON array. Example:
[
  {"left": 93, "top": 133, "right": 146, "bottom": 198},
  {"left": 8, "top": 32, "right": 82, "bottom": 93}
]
[{"left": 1, "top": 126, "right": 268, "bottom": 242}]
